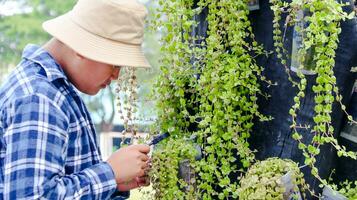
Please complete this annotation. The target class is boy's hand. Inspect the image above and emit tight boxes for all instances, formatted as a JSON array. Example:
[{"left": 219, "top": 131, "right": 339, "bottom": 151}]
[
  {"left": 117, "top": 176, "right": 150, "bottom": 191},
  {"left": 107, "top": 144, "right": 150, "bottom": 184}
]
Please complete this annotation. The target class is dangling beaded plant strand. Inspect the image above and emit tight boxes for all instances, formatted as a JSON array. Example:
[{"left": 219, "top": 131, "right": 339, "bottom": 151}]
[{"left": 115, "top": 67, "right": 139, "bottom": 144}]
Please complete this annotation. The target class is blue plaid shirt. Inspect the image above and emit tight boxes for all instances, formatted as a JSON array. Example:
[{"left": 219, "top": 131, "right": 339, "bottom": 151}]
[{"left": 0, "top": 45, "right": 127, "bottom": 199}]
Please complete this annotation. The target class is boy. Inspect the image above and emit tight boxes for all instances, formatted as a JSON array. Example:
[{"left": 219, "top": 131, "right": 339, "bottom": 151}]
[{"left": 0, "top": 0, "right": 151, "bottom": 199}]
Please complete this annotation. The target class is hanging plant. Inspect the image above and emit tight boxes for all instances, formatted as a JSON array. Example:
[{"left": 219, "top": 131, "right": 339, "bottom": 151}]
[
  {"left": 149, "top": 0, "right": 273, "bottom": 199},
  {"left": 150, "top": 0, "right": 200, "bottom": 138},
  {"left": 148, "top": 0, "right": 203, "bottom": 197},
  {"left": 147, "top": 0, "right": 356, "bottom": 198},
  {"left": 115, "top": 67, "right": 139, "bottom": 138},
  {"left": 149, "top": 137, "right": 198, "bottom": 200},
  {"left": 271, "top": 0, "right": 357, "bottom": 191},
  {"left": 238, "top": 157, "right": 307, "bottom": 200},
  {"left": 195, "top": 0, "right": 272, "bottom": 199}
]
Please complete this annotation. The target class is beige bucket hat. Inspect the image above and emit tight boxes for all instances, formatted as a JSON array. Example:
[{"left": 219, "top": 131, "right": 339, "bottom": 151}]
[{"left": 43, "top": 0, "right": 150, "bottom": 68}]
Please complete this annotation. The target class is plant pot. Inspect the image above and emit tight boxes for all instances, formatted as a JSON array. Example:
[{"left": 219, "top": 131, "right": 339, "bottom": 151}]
[
  {"left": 291, "top": 9, "right": 317, "bottom": 75},
  {"left": 322, "top": 186, "right": 347, "bottom": 200},
  {"left": 281, "top": 171, "right": 303, "bottom": 200},
  {"left": 178, "top": 144, "right": 202, "bottom": 191},
  {"left": 178, "top": 159, "right": 195, "bottom": 189}
]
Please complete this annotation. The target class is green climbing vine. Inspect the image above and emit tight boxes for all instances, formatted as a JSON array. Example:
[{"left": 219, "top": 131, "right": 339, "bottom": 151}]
[
  {"left": 149, "top": 0, "right": 274, "bottom": 199},
  {"left": 143, "top": 0, "right": 357, "bottom": 199},
  {"left": 148, "top": 0, "right": 202, "bottom": 197},
  {"left": 271, "top": 0, "right": 357, "bottom": 195},
  {"left": 151, "top": 0, "right": 199, "bottom": 138},
  {"left": 195, "top": 0, "right": 270, "bottom": 199}
]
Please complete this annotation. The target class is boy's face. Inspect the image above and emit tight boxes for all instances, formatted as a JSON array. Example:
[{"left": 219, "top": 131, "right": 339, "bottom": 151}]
[{"left": 69, "top": 55, "right": 121, "bottom": 95}]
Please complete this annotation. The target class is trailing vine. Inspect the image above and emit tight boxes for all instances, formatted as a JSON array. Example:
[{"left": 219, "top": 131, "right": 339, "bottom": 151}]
[
  {"left": 271, "top": 0, "right": 357, "bottom": 193},
  {"left": 195, "top": 0, "right": 271, "bottom": 199},
  {"left": 151, "top": 0, "right": 199, "bottom": 138},
  {"left": 148, "top": 0, "right": 203, "bottom": 197},
  {"left": 115, "top": 67, "right": 139, "bottom": 137},
  {"left": 270, "top": 0, "right": 299, "bottom": 86},
  {"left": 146, "top": 0, "right": 357, "bottom": 198},
  {"left": 150, "top": 0, "right": 272, "bottom": 199}
]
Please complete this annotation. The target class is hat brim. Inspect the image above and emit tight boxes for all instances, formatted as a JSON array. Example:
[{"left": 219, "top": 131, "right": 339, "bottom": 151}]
[{"left": 42, "top": 12, "right": 150, "bottom": 68}]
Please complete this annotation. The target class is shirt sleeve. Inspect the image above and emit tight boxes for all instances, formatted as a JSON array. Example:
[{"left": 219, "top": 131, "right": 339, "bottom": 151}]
[{"left": 2, "top": 94, "right": 119, "bottom": 200}]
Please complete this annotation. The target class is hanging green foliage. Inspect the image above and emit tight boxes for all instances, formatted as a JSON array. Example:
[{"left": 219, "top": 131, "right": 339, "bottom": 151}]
[
  {"left": 271, "top": 0, "right": 357, "bottom": 193},
  {"left": 195, "top": 0, "right": 271, "bottom": 199},
  {"left": 148, "top": 0, "right": 357, "bottom": 198},
  {"left": 150, "top": 0, "right": 272, "bottom": 199}
]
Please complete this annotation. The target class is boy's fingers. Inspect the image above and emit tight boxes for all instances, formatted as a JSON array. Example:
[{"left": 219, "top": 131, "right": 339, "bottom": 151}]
[
  {"left": 140, "top": 154, "right": 149, "bottom": 162},
  {"left": 133, "top": 144, "right": 150, "bottom": 153}
]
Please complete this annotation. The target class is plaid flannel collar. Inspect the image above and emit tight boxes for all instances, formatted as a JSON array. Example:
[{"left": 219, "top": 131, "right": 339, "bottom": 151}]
[{"left": 22, "top": 44, "right": 68, "bottom": 82}]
